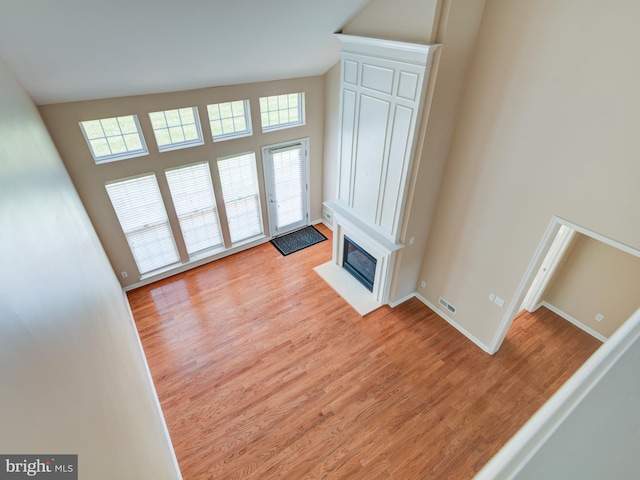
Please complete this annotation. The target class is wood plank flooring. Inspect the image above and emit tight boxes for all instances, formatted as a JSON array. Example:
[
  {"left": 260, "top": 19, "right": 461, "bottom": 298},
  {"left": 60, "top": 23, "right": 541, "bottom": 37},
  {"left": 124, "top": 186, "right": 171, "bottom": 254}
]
[{"left": 127, "top": 224, "right": 601, "bottom": 479}]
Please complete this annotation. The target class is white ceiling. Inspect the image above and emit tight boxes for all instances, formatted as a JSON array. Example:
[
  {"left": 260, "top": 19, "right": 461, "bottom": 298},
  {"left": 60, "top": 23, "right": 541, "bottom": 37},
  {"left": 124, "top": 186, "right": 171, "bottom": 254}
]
[{"left": 0, "top": 0, "right": 369, "bottom": 105}]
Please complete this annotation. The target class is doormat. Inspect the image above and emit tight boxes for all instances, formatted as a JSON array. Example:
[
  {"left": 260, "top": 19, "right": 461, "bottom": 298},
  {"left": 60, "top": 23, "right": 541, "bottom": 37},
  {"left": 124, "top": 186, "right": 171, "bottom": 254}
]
[{"left": 271, "top": 226, "right": 327, "bottom": 256}]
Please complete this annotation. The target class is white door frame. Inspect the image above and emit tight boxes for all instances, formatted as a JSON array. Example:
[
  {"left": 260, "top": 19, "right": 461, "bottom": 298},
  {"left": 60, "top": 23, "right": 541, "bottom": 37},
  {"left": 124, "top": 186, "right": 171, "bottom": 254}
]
[
  {"left": 489, "top": 216, "right": 640, "bottom": 354},
  {"left": 520, "top": 224, "right": 575, "bottom": 312},
  {"left": 261, "top": 138, "right": 310, "bottom": 238}
]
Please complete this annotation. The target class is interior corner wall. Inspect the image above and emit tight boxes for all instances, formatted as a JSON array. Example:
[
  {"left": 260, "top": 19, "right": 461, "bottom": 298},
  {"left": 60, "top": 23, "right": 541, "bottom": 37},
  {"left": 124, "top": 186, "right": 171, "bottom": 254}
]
[
  {"left": 323, "top": 62, "right": 341, "bottom": 204},
  {"left": 542, "top": 233, "right": 640, "bottom": 339},
  {"left": 417, "top": 0, "right": 640, "bottom": 349},
  {"left": 0, "top": 57, "right": 181, "bottom": 479},
  {"left": 390, "top": 0, "right": 487, "bottom": 303},
  {"left": 341, "top": 0, "right": 439, "bottom": 44}
]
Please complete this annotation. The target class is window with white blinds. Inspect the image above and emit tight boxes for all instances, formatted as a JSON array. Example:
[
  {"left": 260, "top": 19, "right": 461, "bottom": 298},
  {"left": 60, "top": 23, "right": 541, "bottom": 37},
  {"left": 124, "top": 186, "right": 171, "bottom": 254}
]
[
  {"left": 105, "top": 174, "right": 179, "bottom": 275},
  {"left": 217, "top": 152, "right": 263, "bottom": 243},
  {"left": 165, "top": 162, "right": 223, "bottom": 256}
]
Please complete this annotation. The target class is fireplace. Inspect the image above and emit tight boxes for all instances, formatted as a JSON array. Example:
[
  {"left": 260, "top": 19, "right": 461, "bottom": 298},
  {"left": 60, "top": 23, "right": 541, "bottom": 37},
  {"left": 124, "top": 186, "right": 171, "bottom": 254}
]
[
  {"left": 343, "top": 236, "right": 376, "bottom": 292},
  {"left": 314, "top": 201, "right": 404, "bottom": 315}
]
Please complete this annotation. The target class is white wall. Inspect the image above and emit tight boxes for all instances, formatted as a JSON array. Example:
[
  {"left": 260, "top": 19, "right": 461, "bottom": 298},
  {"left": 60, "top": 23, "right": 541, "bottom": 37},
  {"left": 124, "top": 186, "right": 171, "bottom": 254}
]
[
  {"left": 341, "top": 0, "right": 439, "bottom": 44},
  {"left": 542, "top": 233, "right": 640, "bottom": 339},
  {"left": 417, "top": 0, "right": 640, "bottom": 349},
  {"left": 391, "top": 0, "right": 487, "bottom": 302},
  {"left": 474, "top": 308, "right": 640, "bottom": 479},
  {"left": 0, "top": 57, "right": 181, "bottom": 479},
  {"left": 323, "top": 62, "right": 341, "bottom": 203}
]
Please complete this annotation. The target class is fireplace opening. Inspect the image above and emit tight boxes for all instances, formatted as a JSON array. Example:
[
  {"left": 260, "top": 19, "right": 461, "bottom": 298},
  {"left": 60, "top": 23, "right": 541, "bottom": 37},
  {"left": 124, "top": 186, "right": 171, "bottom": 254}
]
[{"left": 343, "top": 235, "right": 377, "bottom": 292}]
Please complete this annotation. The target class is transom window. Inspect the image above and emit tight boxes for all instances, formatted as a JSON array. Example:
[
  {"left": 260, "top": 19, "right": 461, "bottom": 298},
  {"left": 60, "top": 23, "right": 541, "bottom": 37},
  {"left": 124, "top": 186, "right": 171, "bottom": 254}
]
[
  {"left": 259, "top": 93, "right": 305, "bottom": 132},
  {"left": 80, "top": 115, "right": 148, "bottom": 163},
  {"left": 148, "top": 107, "right": 204, "bottom": 152},
  {"left": 207, "top": 100, "right": 252, "bottom": 141}
]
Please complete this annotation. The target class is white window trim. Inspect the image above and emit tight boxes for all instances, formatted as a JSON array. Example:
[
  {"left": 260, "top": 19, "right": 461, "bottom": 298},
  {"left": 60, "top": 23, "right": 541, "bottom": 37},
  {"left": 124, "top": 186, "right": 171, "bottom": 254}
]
[
  {"left": 259, "top": 93, "right": 306, "bottom": 133},
  {"left": 105, "top": 173, "right": 180, "bottom": 276},
  {"left": 165, "top": 161, "right": 225, "bottom": 257},
  {"left": 208, "top": 99, "right": 253, "bottom": 143},
  {"left": 80, "top": 115, "right": 149, "bottom": 164},
  {"left": 216, "top": 151, "right": 265, "bottom": 245},
  {"left": 149, "top": 106, "right": 205, "bottom": 153},
  {"left": 261, "top": 138, "right": 310, "bottom": 237}
]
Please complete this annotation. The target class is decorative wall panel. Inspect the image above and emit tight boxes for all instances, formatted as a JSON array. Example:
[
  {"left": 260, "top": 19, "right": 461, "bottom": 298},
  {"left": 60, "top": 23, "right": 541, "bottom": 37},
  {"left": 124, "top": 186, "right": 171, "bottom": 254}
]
[{"left": 336, "top": 35, "right": 439, "bottom": 242}]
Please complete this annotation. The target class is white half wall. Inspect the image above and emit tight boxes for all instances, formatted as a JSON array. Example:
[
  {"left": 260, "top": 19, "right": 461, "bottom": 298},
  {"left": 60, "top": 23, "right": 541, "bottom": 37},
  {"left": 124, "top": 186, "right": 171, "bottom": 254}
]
[{"left": 474, "top": 308, "right": 640, "bottom": 479}]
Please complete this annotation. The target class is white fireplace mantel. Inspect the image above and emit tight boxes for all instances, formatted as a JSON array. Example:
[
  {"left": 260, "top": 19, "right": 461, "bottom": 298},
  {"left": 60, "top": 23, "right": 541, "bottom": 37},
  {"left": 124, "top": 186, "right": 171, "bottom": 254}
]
[{"left": 315, "top": 200, "right": 404, "bottom": 315}]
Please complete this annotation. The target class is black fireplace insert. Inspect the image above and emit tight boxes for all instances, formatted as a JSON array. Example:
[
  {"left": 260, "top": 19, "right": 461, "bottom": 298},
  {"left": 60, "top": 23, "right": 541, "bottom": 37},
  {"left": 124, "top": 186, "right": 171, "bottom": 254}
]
[{"left": 342, "top": 235, "right": 377, "bottom": 292}]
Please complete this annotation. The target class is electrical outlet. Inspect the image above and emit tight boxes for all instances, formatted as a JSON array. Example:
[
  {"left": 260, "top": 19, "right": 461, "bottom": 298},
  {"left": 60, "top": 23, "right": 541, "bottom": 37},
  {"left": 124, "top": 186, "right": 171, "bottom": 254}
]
[
  {"left": 409, "top": 236, "right": 415, "bottom": 245},
  {"left": 120, "top": 271, "right": 128, "bottom": 279},
  {"left": 494, "top": 296, "right": 505, "bottom": 308},
  {"left": 595, "top": 313, "right": 604, "bottom": 322},
  {"left": 489, "top": 293, "right": 496, "bottom": 302},
  {"left": 420, "top": 281, "right": 426, "bottom": 289}
]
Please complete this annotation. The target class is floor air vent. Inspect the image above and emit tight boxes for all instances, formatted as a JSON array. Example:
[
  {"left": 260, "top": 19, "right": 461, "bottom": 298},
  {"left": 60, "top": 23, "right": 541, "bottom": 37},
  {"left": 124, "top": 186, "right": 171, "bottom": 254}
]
[{"left": 438, "top": 297, "right": 457, "bottom": 315}]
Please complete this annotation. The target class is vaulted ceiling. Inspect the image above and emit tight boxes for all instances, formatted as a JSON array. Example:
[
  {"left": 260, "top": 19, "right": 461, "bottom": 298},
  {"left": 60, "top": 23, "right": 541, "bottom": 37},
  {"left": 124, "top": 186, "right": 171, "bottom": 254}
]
[{"left": 0, "top": 0, "right": 369, "bottom": 105}]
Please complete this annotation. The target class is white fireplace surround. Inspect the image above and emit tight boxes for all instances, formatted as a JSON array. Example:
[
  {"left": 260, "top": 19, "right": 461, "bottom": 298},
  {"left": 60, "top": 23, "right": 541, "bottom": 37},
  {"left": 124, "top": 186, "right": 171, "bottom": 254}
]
[
  {"left": 315, "top": 35, "right": 438, "bottom": 315},
  {"left": 315, "top": 200, "right": 403, "bottom": 315},
  {"left": 331, "top": 201, "right": 402, "bottom": 303}
]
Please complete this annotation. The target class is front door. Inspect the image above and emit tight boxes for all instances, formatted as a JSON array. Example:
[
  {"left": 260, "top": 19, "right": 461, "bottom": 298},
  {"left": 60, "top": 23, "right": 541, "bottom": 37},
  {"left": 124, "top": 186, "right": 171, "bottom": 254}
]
[{"left": 262, "top": 139, "right": 309, "bottom": 237}]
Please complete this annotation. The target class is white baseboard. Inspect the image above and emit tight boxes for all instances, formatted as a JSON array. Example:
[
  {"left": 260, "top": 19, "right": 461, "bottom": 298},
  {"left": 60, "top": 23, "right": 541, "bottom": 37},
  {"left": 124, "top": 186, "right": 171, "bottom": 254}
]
[
  {"left": 310, "top": 217, "right": 333, "bottom": 231},
  {"left": 318, "top": 219, "right": 333, "bottom": 231},
  {"left": 388, "top": 292, "right": 416, "bottom": 307},
  {"left": 121, "top": 292, "right": 184, "bottom": 479},
  {"left": 124, "top": 236, "right": 270, "bottom": 292},
  {"left": 415, "top": 293, "right": 492, "bottom": 353},
  {"left": 540, "top": 301, "right": 607, "bottom": 342}
]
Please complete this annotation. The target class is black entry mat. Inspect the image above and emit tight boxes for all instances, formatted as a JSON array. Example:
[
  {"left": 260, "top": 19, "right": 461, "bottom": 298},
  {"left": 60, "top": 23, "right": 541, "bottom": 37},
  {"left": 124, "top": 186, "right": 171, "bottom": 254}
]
[{"left": 271, "top": 226, "right": 327, "bottom": 256}]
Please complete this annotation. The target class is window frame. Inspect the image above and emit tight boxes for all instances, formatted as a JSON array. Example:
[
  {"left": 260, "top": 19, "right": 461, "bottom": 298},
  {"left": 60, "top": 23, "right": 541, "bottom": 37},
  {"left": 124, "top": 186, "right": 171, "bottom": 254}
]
[
  {"left": 258, "top": 92, "right": 305, "bottom": 133},
  {"left": 216, "top": 151, "right": 264, "bottom": 245},
  {"left": 165, "top": 161, "right": 224, "bottom": 257},
  {"left": 105, "top": 173, "right": 180, "bottom": 276},
  {"left": 79, "top": 114, "right": 148, "bottom": 164},
  {"left": 207, "top": 99, "right": 253, "bottom": 142},
  {"left": 148, "top": 106, "right": 205, "bottom": 153}
]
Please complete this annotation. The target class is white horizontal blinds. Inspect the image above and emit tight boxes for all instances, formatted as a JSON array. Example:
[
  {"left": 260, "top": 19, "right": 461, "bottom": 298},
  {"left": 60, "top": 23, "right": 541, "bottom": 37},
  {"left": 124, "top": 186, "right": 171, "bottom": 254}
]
[
  {"left": 80, "top": 115, "right": 147, "bottom": 163},
  {"left": 165, "top": 163, "right": 223, "bottom": 255},
  {"left": 217, "top": 153, "right": 263, "bottom": 243},
  {"left": 105, "top": 174, "right": 179, "bottom": 274},
  {"left": 271, "top": 144, "right": 305, "bottom": 229},
  {"left": 148, "top": 107, "right": 203, "bottom": 151}
]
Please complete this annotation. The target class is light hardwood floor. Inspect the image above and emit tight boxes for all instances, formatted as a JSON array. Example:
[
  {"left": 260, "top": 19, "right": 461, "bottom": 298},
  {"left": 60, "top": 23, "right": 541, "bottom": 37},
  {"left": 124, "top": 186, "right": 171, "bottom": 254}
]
[{"left": 128, "top": 224, "right": 601, "bottom": 479}]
